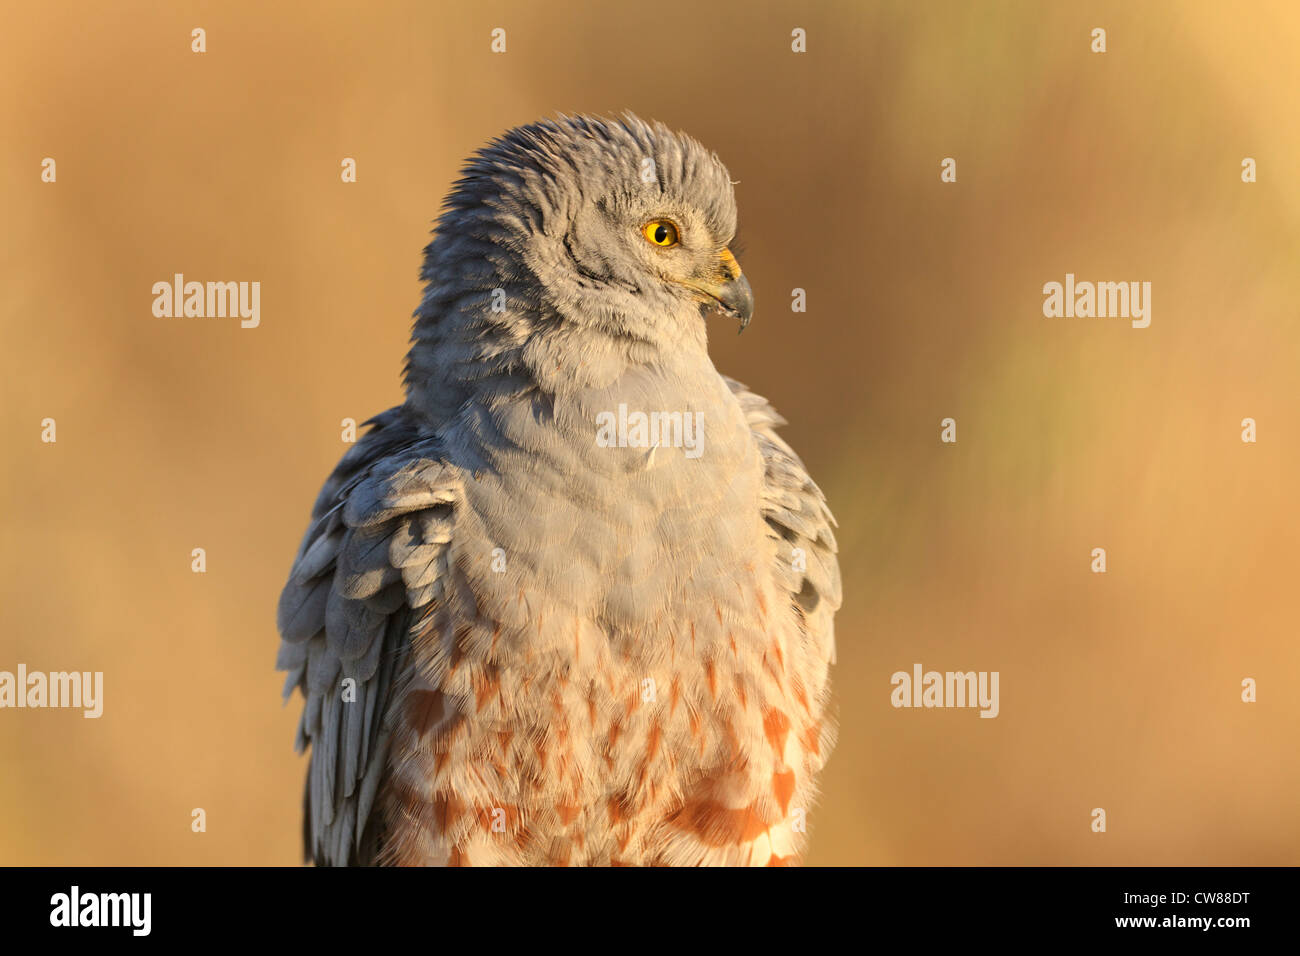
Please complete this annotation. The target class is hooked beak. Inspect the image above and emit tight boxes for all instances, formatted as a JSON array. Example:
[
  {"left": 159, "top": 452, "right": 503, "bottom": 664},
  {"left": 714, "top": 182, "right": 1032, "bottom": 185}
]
[{"left": 686, "top": 248, "right": 754, "bottom": 332}]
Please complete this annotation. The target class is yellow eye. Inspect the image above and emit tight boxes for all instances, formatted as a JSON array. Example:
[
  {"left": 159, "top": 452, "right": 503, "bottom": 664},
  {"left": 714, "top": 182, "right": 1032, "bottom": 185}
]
[{"left": 642, "top": 220, "right": 680, "bottom": 247}]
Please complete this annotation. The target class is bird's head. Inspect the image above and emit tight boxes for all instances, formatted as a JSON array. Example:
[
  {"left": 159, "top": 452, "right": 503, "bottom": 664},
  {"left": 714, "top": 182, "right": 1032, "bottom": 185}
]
[{"left": 423, "top": 113, "right": 753, "bottom": 346}]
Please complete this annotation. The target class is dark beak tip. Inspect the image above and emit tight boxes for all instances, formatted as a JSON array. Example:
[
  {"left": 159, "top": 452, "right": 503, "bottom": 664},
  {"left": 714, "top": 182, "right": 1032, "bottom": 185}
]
[{"left": 721, "top": 275, "right": 754, "bottom": 332}]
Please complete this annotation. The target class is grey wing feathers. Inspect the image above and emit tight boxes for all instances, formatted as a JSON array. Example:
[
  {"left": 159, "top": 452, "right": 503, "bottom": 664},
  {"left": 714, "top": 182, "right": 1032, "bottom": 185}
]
[
  {"left": 725, "top": 377, "right": 842, "bottom": 696},
  {"left": 275, "top": 407, "right": 459, "bottom": 866}
]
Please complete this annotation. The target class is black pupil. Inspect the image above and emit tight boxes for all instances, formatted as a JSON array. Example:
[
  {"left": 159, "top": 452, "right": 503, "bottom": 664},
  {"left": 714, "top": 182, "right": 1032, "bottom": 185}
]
[{"left": 654, "top": 225, "right": 669, "bottom": 243}]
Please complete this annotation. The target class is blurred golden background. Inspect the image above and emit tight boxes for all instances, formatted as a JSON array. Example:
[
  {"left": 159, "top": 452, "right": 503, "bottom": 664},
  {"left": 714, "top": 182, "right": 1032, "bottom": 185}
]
[{"left": 2, "top": 0, "right": 1297, "bottom": 865}]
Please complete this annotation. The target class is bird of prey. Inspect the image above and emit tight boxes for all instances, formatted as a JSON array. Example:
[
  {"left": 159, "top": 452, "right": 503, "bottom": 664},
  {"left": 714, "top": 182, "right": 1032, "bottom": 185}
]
[{"left": 276, "top": 114, "right": 841, "bottom": 866}]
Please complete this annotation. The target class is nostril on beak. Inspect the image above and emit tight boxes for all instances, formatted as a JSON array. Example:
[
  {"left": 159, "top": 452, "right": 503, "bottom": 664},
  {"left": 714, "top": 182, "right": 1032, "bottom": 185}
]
[{"left": 719, "top": 248, "right": 743, "bottom": 281}]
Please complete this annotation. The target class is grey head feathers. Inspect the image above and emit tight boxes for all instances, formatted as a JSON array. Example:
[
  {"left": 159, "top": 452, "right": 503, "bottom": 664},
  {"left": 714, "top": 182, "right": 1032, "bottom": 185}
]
[{"left": 403, "top": 113, "right": 749, "bottom": 425}]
